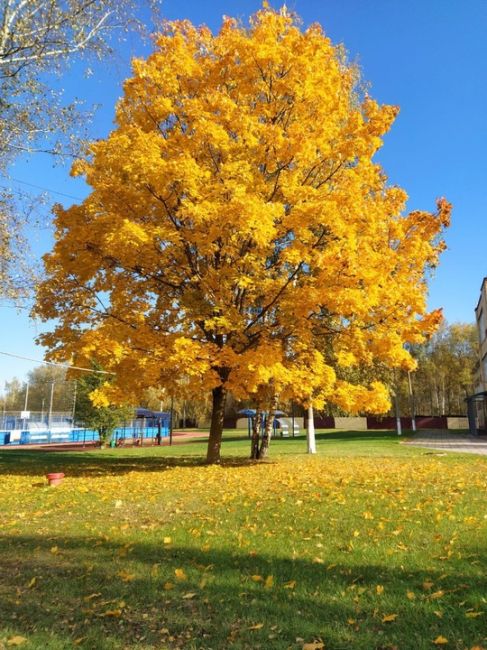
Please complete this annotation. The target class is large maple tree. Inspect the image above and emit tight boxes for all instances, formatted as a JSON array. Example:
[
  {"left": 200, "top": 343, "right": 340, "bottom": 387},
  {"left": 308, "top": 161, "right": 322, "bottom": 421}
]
[{"left": 35, "top": 6, "right": 450, "bottom": 463}]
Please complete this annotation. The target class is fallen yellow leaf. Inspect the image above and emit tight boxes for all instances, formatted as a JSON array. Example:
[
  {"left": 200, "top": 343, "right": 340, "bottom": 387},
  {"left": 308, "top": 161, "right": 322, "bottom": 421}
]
[
  {"left": 7, "top": 637, "right": 28, "bottom": 647},
  {"left": 174, "top": 568, "right": 187, "bottom": 581},
  {"left": 433, "top": 636, "right": 449, "bottom": 645},
  {"left": 117, "top": 570, "right": 135, "bottom": 583},
  {"left": 248, "top": 623, "right": 264, "bottom": 630},
  {"left": 83, "top": 592, "right": 101, "bottom": 601},
  {"left": 101, "top": 608, "right": 122, "bottom": 618},
  {"left": 382, "top": 613, "right": 398, "bottom": 623},
  {"left": 264, "top": 575, "right": 274, "bottom": 589}
]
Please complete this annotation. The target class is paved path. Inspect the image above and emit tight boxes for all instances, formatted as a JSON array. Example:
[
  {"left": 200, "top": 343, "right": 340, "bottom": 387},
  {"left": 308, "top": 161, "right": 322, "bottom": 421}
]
[
  {"left": 0, "top": 431, "right": 209, "bottom": 452},
  {"left": 403, "top": 430, "right": 487, "bottom": 455}
]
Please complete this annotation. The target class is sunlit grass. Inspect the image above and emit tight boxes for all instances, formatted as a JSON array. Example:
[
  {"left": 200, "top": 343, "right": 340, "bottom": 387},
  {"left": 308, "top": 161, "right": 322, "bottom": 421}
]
[{"left": 0, "top": 431, "right": 485, "bottom": 649}]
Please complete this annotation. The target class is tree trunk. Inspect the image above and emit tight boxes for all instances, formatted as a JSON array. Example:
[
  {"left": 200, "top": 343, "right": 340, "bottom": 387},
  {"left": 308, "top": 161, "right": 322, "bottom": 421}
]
[
  {"left": 259, "top": 394, "right": 279, "bottom": 459},
  {"left": 206, "top": 385, "right": 227, "bottom": 464},
  {"left": 250, "top": 409, "right": 262, "bottom": 460},
  {"left": 99, "top": 426, "right": 108, "bottom": 448},
  {"left": 306, "top": 404, "right": 316, "bottom": 454}
]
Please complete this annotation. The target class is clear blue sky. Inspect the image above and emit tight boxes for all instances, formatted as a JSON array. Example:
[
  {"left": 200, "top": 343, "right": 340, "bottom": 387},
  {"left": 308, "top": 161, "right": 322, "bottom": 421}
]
[{"left": 1, "top": 0, "right": 486, "bottom": 388}]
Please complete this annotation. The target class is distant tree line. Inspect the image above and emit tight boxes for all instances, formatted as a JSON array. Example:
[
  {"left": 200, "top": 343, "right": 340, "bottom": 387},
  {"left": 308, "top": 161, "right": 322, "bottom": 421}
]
[
  {"left": 1, "top": 366, "right": 74, "bottom": 413},
  {"left": 394, "top": 322, "right": 477, "bottom": 417}
]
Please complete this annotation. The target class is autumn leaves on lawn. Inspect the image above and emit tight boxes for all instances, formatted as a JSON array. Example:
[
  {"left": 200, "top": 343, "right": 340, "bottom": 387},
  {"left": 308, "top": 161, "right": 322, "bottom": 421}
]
[{"left": 1, "top": 450, "right": 486, "bottom": 648}]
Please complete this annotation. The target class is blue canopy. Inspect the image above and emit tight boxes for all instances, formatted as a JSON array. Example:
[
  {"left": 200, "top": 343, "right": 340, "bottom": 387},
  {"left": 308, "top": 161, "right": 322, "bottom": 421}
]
[
  {"left": 135, "top": 408, "right": 170, "bottom": 420},
  {"left": 238, "top": 409, "right": 287, "bottom": 417},
  {"left": 237, "top": 408, "right": 256, "bottom": 417}
]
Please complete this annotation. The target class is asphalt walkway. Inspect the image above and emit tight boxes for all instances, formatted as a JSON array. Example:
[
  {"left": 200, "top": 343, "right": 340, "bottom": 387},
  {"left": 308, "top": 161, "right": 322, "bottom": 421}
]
[{"left": 403, "top": 430, "right": 487, "bottom": 455}]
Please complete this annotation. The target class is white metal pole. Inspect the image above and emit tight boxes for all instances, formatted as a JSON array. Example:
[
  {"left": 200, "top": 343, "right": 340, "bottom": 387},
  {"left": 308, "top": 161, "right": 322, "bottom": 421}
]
[
  {"left": 307, "top": 404, "right": 317, "bottom": 453},
  {"left": 71, "top": 381, "right": 77, "bottom": 428},
  {"left": 23, "top": 383, "right": 29, "bottom": 411},
  {"left": 48, "top": 381, "right": 55, "bottom": 429},
  {"left": 23, "top": 383, "right": 29, "bottom": 429}
]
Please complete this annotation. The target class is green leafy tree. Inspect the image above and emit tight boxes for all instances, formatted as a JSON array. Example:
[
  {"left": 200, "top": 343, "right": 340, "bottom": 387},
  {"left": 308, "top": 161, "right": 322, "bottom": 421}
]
[
  {"left": 75, "top": 369, "right": 133, "bottom": 447},
  {"left": 26, "top": 365, "right": 74, "bottom": 412},
  {"left": 1, "top": 376, "right": 23, "bottom": 410},
  {"left": 396, "top": 323, "right": 478, "bottom": 416},
  {"left": 1, "top": 365, "right": 75, "bottom": 412}
]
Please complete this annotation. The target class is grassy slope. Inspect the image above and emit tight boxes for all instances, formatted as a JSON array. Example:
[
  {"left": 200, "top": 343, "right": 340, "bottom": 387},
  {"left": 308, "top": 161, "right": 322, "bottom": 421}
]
[{"left": 0, "top": 431, "right": 485, "bottom": 650}]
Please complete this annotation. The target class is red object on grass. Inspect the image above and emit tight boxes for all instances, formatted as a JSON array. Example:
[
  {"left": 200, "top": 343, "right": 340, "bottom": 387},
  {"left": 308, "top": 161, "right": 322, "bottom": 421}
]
[{"left": 46, "top": 472, "right": 65, "bottom": 486}]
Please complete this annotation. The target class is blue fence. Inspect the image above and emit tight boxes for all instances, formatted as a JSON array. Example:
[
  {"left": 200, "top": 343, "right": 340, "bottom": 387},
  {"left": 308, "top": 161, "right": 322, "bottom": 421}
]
[{"left": 0, "top": 422, "right": 170, "bottom": 446}]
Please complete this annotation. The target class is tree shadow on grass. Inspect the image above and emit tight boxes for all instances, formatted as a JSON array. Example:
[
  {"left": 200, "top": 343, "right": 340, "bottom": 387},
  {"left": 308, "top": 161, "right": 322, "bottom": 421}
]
[
  {"left": 0, "top": 449, "right": 266, "bottom": 478},
  {"left": 0, "top": 533, "right": 486, "bottom": 649}
]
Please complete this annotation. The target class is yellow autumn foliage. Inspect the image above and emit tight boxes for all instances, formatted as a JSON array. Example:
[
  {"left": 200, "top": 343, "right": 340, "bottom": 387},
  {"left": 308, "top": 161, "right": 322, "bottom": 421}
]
[{"left": 35, "top": 6, "right": 450, "bottom": 462}]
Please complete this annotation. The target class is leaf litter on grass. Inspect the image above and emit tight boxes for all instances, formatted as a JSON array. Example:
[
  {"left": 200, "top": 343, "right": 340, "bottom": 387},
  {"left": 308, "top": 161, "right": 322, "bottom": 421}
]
[{"left": 0, "top": 451, "right": 486, "bottom": 649}]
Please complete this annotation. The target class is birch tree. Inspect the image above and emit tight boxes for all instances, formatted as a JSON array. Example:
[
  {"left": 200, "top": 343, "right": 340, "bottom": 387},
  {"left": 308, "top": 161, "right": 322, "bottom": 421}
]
[{"left": 0, "top": 0, "right": 157, "bottom": 298}]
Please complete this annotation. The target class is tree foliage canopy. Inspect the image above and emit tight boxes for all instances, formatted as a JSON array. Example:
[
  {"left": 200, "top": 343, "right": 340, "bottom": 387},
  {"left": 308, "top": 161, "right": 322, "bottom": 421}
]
[
  {"left": 74, "top": 367, "right": 133, "bottom": 445},
  {"left": 35, "top": 7, "right": 450, "bottom": 461},
  {"left": 1, "top": 365, "right": 73, "bottom": 412}
]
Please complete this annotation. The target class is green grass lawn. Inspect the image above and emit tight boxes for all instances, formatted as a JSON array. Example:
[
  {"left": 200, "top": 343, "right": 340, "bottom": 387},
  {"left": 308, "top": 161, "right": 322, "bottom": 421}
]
[{"left": 0, "top": 431, "right": 485, "bottom": 649}]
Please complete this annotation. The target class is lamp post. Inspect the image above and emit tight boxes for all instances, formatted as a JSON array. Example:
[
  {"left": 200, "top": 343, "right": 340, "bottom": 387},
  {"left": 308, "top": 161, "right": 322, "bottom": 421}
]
[
  {"left": 22, "top": 382, "right": 30, "bottom": 430},
  {"left": 71, "top": 381, "right": 77, "bottom": 429},
  {"left": 48, "top": 381, "right": 55, "bottom": 430}
]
